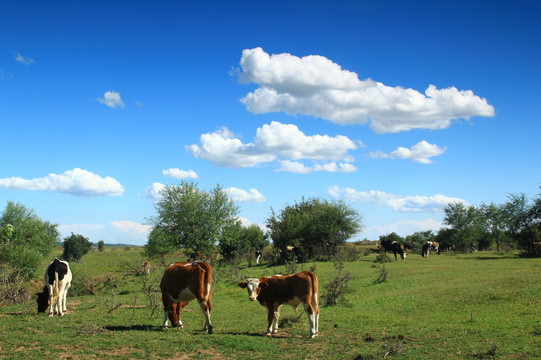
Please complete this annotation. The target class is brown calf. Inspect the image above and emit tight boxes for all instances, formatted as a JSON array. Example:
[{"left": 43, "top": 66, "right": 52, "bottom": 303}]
[{"left": 238, "top": 270, "right": 319, "bottom": 338}]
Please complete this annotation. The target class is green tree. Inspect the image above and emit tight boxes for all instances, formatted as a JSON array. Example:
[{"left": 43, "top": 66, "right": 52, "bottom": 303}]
[
  {"left": 267, "top": 197, "right": 363, "bottom": 260},
  {"left": 97, "top": 240, "right": 105, "bottom": 252},
  {"left": 219, "top": 223, "right": 269, "bottom": 261},
  {"left": 405, "top": 230, "right": 435, "bottom": 250},
  {"left": 443, "top": 202, "right": 481, "bottom": 251},
  {"left": 0, "top": 201, "right": 59, "bottom": 280},
  {"left": 62, "top": 233, "right": 92, "bottom": 262},
  {"left": 145, "top": 181, "right": 239, "bottom": 258}
]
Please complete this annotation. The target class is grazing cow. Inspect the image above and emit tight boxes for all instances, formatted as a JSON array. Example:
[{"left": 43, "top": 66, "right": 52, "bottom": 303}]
[
  {"left": 380, "top": 240, "right": 407, "bottom": 261},
  {"left": 422, "top": 242, "right": 430, "bottom": 257},
  {"left": 37, "top": 259, "right": 72, "bottom": 317},
  {"left": 422, "top": 241, "right": 439, "bottom": 257},
  {"left": 255, "top": 250, "right": 262, "bottom": 264},
  {"left": 160, "top": 261, "right": 213, "bottom": 334},
  {"left": 238, "top": 271, "right": 320, "bottom": 338},
  {"left": 142, "top": 261, "right": 151, "bottom": 275}
]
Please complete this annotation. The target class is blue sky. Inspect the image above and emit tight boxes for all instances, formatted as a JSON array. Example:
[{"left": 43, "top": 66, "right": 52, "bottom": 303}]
[{"left": 1, "top": 0, "right": 540, "bottom": 246}]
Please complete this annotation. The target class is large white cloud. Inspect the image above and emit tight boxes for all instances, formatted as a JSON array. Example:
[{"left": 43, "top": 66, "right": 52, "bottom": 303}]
[
  {"left": 97, "top": 91, "right": 125, "bottom": 108},
  {"left": 329, "top": 185, "right": 467, "bottom": 213},
  {"left": 238, "top": 48, "right": 495, "bottom": 133},
  {"left": 0, "top": 168, "right": 124, "bottom": 197},
  {"left": 369, "top": 140, "right": 446, "bottom": 164},
  {"left": 186, "top": 121, "right": 357, "bottom": 170}
]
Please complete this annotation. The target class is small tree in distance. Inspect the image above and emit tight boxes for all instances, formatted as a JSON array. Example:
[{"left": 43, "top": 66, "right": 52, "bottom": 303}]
[
  {"left": 98, "top": 240, "right": 105, "bottom": 252},
  {"left": 63, "top": 233, "right": 92, "bottom": 262}
]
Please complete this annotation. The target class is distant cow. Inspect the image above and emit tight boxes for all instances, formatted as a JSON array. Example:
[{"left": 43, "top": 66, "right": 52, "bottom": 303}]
[
  {"left": 160, "top": 261, "right": 213, "bottom": 334},
  {"left": 37, "top": 259, "right": 72, "bottom": 317},
  {"left": 255, "top": 250, "right": 262, "bottom": 264},
  {"left": 142, "top": 261, "right": 151, "bottom": 275},
  {"left": 238, "top": 271, "right": 320, "bottom": 338},
  {"left": 380, "top": 240, "right": 407, "bottom": 261}
]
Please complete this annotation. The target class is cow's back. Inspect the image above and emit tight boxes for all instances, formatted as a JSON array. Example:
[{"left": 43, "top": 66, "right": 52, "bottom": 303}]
[{"left": 160, "top": 261, "right": 212, "bottom": 301}]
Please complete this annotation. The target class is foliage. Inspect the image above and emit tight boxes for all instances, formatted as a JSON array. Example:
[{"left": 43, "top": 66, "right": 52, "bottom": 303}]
[
  {"left": 0, "top": 201, "right": 59, "bottom": 281},
  {"left": 145, "top": 181, "right": 239, "bottom": 258},
  {"left": 267, "top": 197, "right": 363, "bottom": 261},
  {"left": 219, "top": 223, "right": 269, "bottom": 262},
  {"left": 404, "top": 230, "right": 435, "bottom": 250},
  {"left": 378, "top": 232, "right": 404, "bottom": 244},
  {"left": 98, "top": 240, "right": 105, "bottom": 252},
  {"left": 322, "top": 260, "right": 353, "bottom": 306},
  {"left": 62, "top": 233, "right": 93, "bottom": 262}
]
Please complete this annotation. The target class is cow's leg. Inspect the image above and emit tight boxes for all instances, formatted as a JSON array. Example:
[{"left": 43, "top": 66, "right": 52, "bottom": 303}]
[
  {"left": 62, "top": 282, "right": 71, "bottom": 314},
  {"left": 197, "top": 299, "right": 213, "bottom": 334},
  {"left": 303, "top": 300, "right": 319, "bottom": 338},
  {"left": 265, "top": 305, "right": 276, "bottom": 336},
  {"left": 271, "top": 305, "right": 281, "bottom": 334},
  {"left": 161, "top": 294, "right": 180, "bottom": 329},
  {"left": 47, "top": 285, "right": 54, "bottom": 317}
]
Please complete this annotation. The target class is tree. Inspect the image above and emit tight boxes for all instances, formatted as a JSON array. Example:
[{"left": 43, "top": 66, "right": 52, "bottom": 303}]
[
  {"left": 145, "top": 181, "right": 239, "bottom": 258},
  {"left": 443, "top": 202, "right": 482, "bottom": 251},
  {"left": 405, "top": 231, "right": 435, "bottom": 250},
  {"left": 267, "top": 197, "right": 363, "bottom": 260},
  {"left": 0, "top": 201, "right": 59, "bottom": 280},
  {"left": 219, "top": 223, "right": 269, "bottom": 261},
  {"left": 97, "top": 240, "right": 105, "bottom": 252},
  {"left": 62, "top": 233, "right": 92, "bottom": 262}
]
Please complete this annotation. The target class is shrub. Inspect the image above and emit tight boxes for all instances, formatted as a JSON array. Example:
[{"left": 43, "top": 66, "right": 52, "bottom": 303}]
[
  {"left": 62, "top": 233, "right": 92, "bottom": 262},
  {"left": 322, "top": 260, "right": 353, "bottom": 306}
]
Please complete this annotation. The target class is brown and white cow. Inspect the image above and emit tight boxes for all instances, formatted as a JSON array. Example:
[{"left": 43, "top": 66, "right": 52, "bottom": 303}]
[
  {"left": 238, "top": 271, "right": 320, "bottom": 338},
  {"left": 37, "top": 258, "right": 72, "bottom": 317},
  {"left": 160, "top": 261, "right": 213, "bottom": 334}
]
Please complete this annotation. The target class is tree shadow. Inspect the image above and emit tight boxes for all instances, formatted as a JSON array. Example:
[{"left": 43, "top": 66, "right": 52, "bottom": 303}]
[{"left": 104, "top": 324, "right": 162, "bottom": 332}]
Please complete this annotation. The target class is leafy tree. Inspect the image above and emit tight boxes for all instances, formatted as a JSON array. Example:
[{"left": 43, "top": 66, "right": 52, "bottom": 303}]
[
  {"left": 443, "top": 202, "right": 482, "bottom": 251},
  {"left": 219, "top": 223, "right": 269, "bottom": 261},
  {"left": 379, "top": 232, "right": 404, "bottom": 244},
  {"left": 267, "top": 197, "right": 363, "bottom": 260},
  {"left": 0, "top": 201, "right": 59, "bottom": 280},
  {"left": 62, "top": 233, "right": 92, "bottom": 262},
  {"left": 145, "top": 181, "right": 239, "bottom": 258},
  {"left": 97, "top": 240, "right": 105, "bottom": 252},
  {"left": 478, "top": 202, "right": 509, "bottom": 252},
  {"left": 405, "top": 230, "right": 435, "bottom": 250}
]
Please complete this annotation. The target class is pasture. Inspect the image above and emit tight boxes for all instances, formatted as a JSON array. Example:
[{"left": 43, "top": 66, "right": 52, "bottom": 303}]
[{"left": 0, "top": 246, "right": 540, "bottom": 359}]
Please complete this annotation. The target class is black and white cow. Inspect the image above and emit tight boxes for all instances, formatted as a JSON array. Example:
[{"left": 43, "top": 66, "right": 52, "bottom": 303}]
[
  {"left": 37, "top": 259, "right": 72, "bottom": 317},
  {"left": 380, "top": 240, "right": 407, "bottom": 261}
]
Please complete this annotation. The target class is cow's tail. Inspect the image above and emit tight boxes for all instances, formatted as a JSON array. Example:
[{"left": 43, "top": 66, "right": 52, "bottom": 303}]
[
  {"left": 306, "top": 271, "right": 319, "bottom": 311},
  {"left": 52, "top": 270, "right": 60, "bottom": 305}
]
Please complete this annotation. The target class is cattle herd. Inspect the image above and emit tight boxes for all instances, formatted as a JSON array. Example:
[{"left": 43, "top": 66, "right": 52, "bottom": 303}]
[
  {"left": 36, "top": 240, "right": 443, "bottom": 338},
  {"left": 36, "top": 258, "right": 320, "bottom": 338}
]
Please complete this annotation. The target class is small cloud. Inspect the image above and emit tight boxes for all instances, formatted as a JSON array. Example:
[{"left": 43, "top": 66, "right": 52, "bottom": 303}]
[
  {"left": 14, "top": 52, "right": 35, "bottom": 65},
  {"left": 226, "top": 187, "right": 266, "bottom": 203},
  {"left": 97, "top": 91, "right": 125, "bottom": 108},
  {"left": 369, "top": 140, "right": 446, "bottom": 164},
  {"left": 163, "top": 168, "right": 199, "bottom": 180},
  {"left": 277, "top": 160, "right": 357, "bottom": 174},
  {"left": 145, "top": 182, "right": 165, "bottom": 203},
  {"left": 0, "top": 168, "right": 124, "bottom": 197}
]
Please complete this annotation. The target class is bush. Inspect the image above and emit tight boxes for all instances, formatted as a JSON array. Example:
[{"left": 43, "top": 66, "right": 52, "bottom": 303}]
[
  {"left": 322, "top": 260, "right": 353, "bottom": 306},
  {"left": 98, "top": 240, "right": 105, "bottom": 252},
  {"left": 62, "top": 233, "right": 92, "bottom": 262}
]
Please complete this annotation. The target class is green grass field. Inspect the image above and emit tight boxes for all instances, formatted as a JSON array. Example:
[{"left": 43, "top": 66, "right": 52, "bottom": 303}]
[{"left": 1, "top": 247, "right": 540, "bottom": 359}]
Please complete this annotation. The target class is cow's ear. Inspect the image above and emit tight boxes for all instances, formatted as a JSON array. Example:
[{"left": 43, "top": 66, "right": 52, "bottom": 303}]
[
  {"left": 238, "top": 282, "right": 247, "bottom": 288},
  {"left": 258, "top": 282, "right": 269, "bottom": 289}
]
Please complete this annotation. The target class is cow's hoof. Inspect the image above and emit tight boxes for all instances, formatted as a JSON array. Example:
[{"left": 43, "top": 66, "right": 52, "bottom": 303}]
[
  {"left": 207, "top": 325, "right": 213, "bottom": 334},
  {"left": 310, "top": 333, "right": 319, "bottom": 339}
]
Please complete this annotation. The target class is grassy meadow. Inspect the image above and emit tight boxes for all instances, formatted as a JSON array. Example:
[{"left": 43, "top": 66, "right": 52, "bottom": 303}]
[{"left": 0, "top": 246, "right": 540, "bottom": 359}]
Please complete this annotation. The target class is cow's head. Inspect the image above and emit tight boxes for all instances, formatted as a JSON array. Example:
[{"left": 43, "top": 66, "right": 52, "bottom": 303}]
[
  {"left": 36, "top": 287, "right": 49, "bottom": 313},
  {"left": 401, "top": 249, "right": 407, "bottom": 261},
  {"left": 238, "top": 278, "right": 266, "bottom": 301}
]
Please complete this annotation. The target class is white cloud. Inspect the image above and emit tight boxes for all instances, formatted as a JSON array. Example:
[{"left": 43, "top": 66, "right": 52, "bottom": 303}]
[
  {"left": 145, "top": 182, "right": 165, "bottom": 203},
  {"left": 369, "top": 140, "right": 446, "bottom": 164},
  {"left": 329, "top": 185, "right": 467, "bottom": 213},
  {"left": 238, "top": 48, "right": 495, "bottom": 133},
  {"left": 187, "top": 121, "right": 357, "bottom": 171},
  {"left": 163, "top": 168, "right": 199, "bottom": 180},
  {"left": 278, "top": 160, "right": 357, "bottom": 174},
  {"left": 97, "top": 91, "right": 125, "bottom": 108},
  {"left": 14, "top": 52, "right": 35, "bottom": 65},
  {"left": 0, "top": 168, "right": 124, "bottom": 197},
  {"left": 226, "top": 187, "right": 266, "bottom": 203},
  {"left": 58, "top": 221, "right": 150, "bottom": 246},
  {"left": 365, "top": 218, "right": 442, "bottom": 240}
]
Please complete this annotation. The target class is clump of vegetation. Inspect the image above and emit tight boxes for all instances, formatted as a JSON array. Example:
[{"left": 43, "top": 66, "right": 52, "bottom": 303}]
[
  {"left": 375, "top": 254, "right": 392, "bottom": 263},
  {"left": 375, "top": 264, "right": 388, "bottom": 283},
  {"left": 322, "top": 260, "right": 353, "bottom": 306},
  {"left": 62, "top": 233, "right": 92, "bottom": 262},
  {"left": 98, "top": 240, "right": 105, "bottom": 251},
  {"left": 471, "top": 342, "right": 498, "bottom": 359}
]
